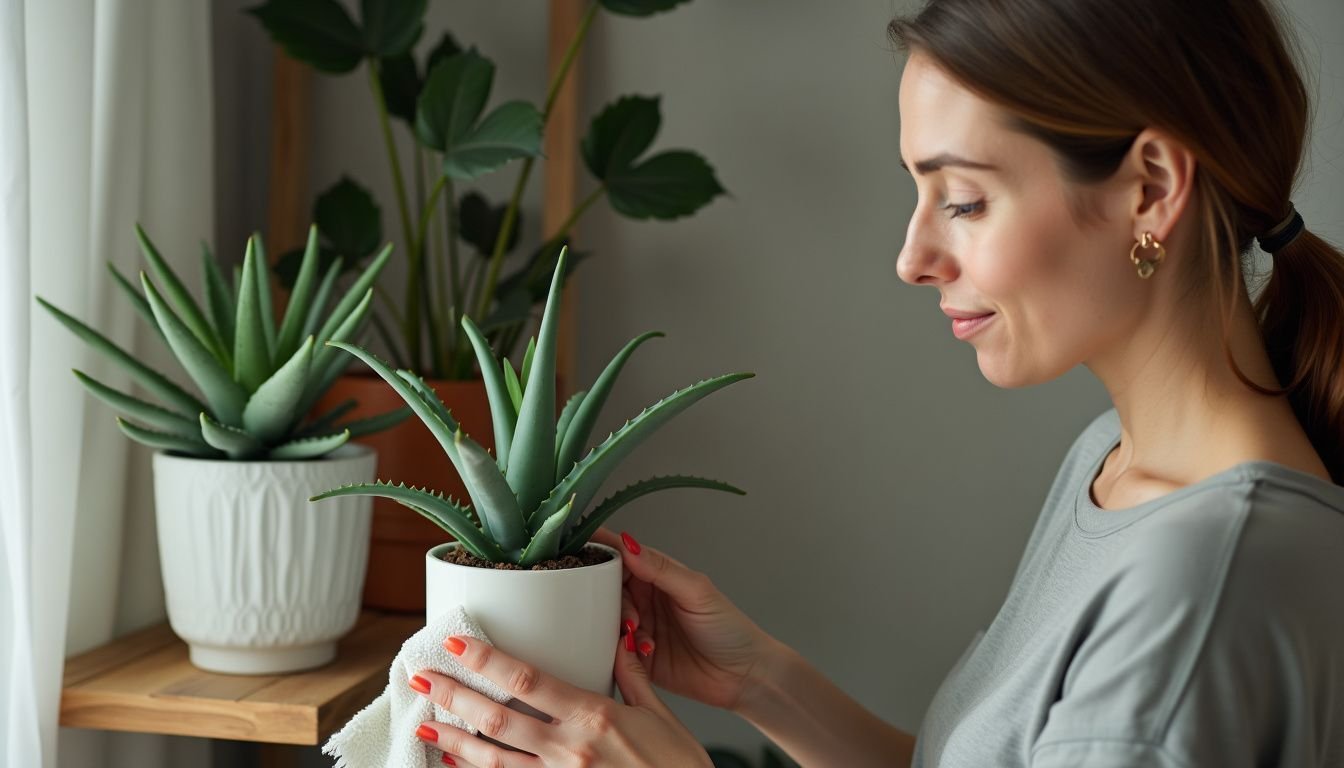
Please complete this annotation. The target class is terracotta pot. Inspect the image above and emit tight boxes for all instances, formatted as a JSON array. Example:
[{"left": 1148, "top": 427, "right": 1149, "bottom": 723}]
[{"left": 316, "top": 373, "right": 495, "bottom": 613}]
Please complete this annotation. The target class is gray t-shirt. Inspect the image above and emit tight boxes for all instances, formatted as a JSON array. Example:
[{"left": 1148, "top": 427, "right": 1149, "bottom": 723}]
[{"left": 913, "top": 408, "right": 1344, "bottom": 767}]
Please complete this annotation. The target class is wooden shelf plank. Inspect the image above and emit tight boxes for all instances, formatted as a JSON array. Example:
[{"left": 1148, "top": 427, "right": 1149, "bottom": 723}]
[{"left": 60, "top": 612, "right": 422, "bottom": 745}]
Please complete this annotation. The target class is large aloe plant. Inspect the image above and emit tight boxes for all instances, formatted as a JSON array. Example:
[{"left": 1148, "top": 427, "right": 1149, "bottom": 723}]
[
  {"left": 36, "top": 224, "right": 409, "bottom": 460},
  {"left": 312, "top": 247, "right": 751, "bottom": 565}
]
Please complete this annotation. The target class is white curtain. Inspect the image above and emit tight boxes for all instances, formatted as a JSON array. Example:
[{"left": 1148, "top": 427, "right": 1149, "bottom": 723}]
[{"left": 1, "top": 2, "right": 216, "bottom": 767}]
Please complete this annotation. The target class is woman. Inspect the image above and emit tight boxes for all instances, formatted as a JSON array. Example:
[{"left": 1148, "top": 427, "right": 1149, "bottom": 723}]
[{"left": 406, "top": 0, "right": 1344, "bottom": 765}]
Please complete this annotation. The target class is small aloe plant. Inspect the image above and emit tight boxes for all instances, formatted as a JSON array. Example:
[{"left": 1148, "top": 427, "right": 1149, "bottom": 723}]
[
  {"left": 311, "top": 247, "right": 752, "bottom": 566},
  {"left": 37, "top": 224, "right": 409, "bottom": 460}
]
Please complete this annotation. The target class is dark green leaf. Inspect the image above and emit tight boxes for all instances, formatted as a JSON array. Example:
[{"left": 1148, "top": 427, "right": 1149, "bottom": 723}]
[
  {"left": 248, "top": 0, "right": 364, "bottom": 74},
  {"left": 424, "top": 31, "right": 462, "bottom": 74},
  {"left": 581, "top": 95, "right": 660, "bottom": 180},
  {"left": 360, "top": 0, "right": 426, "bottom": 57},
  {"left": 606, "top": 150, "right": 726, "bottom": 220},
  {"left": 442, "top": 100, "right": 543, "bottom": 180},
  {"left": 378, "top": 52, "right": 420, "bottom": 124},
  {"left": 705, "top": 749, "right": 753, "bottom": 768},
  {"left": 599, "top": 0, "right": 693, "bottom": 16},
  {"left": 315, "top": 177, "right": 382, "bottom": 259},
  {"left": 274, "top": 245, "right": 342, "bottom": 292},
  {"left": 458, "top": 191, "right": 521, "bottom": 257},
  {"left": 415, "top": 49, "right": 494, "bottom": 152}
]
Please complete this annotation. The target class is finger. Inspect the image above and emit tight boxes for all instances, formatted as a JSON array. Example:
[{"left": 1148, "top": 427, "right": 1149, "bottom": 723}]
[
  {"left": 609, "top": 530, "right": 719, "bottom": 610},
  {"left": 612, "top": 628, "right": 667, "bottom": 713},
  {"left": 444, "top": 635, "right": 587, "bottom": 721},
  {"left": 415, "top": 721, "right": 539, "bottom": 768},
  {"left": 414, "top": 670, "right": 552, "bottom": 756},
  {"left": 633, "top": 629, "right": 656, "bottom": 660},
  {"left": 621, "top": 591, "right": 641, "bottom": 638}
]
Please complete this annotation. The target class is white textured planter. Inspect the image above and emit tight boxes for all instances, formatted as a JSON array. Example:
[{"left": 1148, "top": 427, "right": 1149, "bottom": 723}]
[
  {"left": 426, "top": 542, "right": 623, "bottom": 697},
  {"left": 153, "top": 444, "right": 376, "bottom": 674}
]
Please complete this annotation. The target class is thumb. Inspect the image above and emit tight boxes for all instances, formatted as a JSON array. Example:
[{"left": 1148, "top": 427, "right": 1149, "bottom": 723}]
[
  {"left": 594, "top": 528, "right": 717, "bottom": 610},
  {"left": 613, "top": 630, "right": 666, "bottom": 713}
]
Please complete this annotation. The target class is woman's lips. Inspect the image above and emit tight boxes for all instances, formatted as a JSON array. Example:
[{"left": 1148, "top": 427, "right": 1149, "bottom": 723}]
[{"left": 951, "top": 312, "right": 996, "bottom": 339}]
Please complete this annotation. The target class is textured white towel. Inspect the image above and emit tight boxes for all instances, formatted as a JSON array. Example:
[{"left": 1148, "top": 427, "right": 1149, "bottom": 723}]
[{"left": 322, "top": 605, "right": 511, "bottom": 768}]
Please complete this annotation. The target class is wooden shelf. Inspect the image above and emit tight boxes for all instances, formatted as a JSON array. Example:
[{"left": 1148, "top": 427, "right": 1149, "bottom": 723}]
[{"left": 60, "top": 611, "right": 422, "bottom": 746}]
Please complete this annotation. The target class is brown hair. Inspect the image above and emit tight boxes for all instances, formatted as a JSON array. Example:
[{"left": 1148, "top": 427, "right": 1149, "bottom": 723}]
[{"left": 890, "top": 0, "right": 1344, "bottom": 484}]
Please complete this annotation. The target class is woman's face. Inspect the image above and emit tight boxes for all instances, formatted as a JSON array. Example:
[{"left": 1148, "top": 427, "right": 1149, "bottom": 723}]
[{"left": 896, "top": 53, "right": 1142, "bottom": 388}]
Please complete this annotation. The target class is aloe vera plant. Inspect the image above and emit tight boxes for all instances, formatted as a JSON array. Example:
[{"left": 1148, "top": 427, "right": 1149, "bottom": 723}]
[
  {"left": 36, "top": 224, "right": 409, "bottom": 460},
  {"left": 311, "top": 247, "right": 751, "bottom": 565}
]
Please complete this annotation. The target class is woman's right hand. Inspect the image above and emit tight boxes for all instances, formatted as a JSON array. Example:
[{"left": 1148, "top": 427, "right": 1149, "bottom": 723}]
[{"left": 590, "top": 528, "right": 782, "bottom": 713}]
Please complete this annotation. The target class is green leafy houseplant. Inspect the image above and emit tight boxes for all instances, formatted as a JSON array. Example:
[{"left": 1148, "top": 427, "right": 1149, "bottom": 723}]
[
  {"left": 250, "top": 0, "right": 725, "bottom": 380},
  {"left": 311, "top": 247, "right": 751, "bottom": 565},
  {"left": 37, "top": 225, "right": 409, "bottom": 460}
]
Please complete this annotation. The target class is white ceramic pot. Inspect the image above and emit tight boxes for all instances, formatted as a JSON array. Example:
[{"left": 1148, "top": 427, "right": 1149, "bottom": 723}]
[
  {"left": 153, "top": 444, "right": 376, "bottom": 674},
  {"left": 426, "top": 542, "right": 623, "bottom": 696}
]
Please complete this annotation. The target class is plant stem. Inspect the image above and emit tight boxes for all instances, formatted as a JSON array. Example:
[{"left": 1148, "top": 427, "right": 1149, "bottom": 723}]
[
  {"left": 473, "top": 0, "right": 601, "bottom": 323},
  {"left": 415, "top": 175, "right": 449, "bottom": 376},
  {"left": 367, "top": 60, "right": 420, "bottom": 369}
]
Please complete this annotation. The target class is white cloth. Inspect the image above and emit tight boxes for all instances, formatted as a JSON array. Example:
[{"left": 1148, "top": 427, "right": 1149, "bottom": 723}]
[{"left": 323, "top": 606, "right": 512, "bottom": 768}]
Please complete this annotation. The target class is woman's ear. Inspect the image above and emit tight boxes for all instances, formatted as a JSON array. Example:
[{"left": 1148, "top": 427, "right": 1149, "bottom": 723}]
[{"left": 1126, "top": 128, "right": 1196, "bottom": 243}]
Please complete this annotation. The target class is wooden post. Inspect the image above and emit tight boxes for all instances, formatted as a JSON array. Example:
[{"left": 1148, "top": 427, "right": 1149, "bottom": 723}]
[
  {"left": 546, "top": 0, "right": 585, "bottom": 396},
  {"left": 265, "top": 51, "right": 311, "bottom": 306}
]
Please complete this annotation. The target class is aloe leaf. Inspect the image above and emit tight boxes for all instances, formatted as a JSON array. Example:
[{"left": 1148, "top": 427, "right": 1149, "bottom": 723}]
[
  {"left": 302, "top": 256, "right": 344, "bottom": 340},
  {"left": 315, "top": 243, "right": 392, "bottom": 345},
  {"left": 310, "top": 481, "right": 504, "bottom": 560},
  {"left": 135, "top": 224, "right": 229, "bottom": 363},
  {"left": 268, "top": 429, "right": 350, "bottom": 460},
  {"left": 234, "top": 239, "right": 271, "bottom": 392},
  {"left": 106, "top": 262, "right": 167, "bottom": 345},
  {"left": 73, "top": 370, "right": 200, "bottom": 437},
  {"left": 556, "top": 331, "right": 664, "bottom": 483},
  {"left": 401, "top": 502, "right": 491, "bottom": 560},
  {"left": 142, "top": 273, "right": 248, "bottom": 424},
  {"left": 553, "top": 388, "right": 587, "bottom": 481},
  {"left": 335, "top": 405, "right": 412, "bottom": 438},
  {"left": 460, "top": 315, "right": 516, "bottom": 469},
  {"left": 36, "top": 297, "right": 209, "bottom": 417},
  {"left": 299, "top": 398, "right": 356, "bottom": 437},
  {"left": 297, "top": 288, "right": 374, "bottom": 414},
  {"left": 502, "top": 358, "right": 523, "bottom": 414},
  {"left": 393, "top": 370, "right": 459, "bottom": 432},
  {"left": 506, "top": 247, "right": 567, "bottom": 515},
  {"left": 201, "top": 243, "right": 235, "bottom": 350},
  {"left": 242, "top": 335, "right": 313, "bottom": 443},
  {"left": 519, "top": 494, "right": 574, "bottom": 567},
  {"left": 275, "top": 225, "right": 322, "bottom": 363},
  {"left": 561, "top": 475, "right": 745, "bottom": 555},
  {"left": 116, "top": 417, "right": 219, "bottom": 457},
  {"left": 251, "top": 232, "right": 277, "bottom": 361},
  {"left": 454, "top": 429, "right": 527, "bottom": 550},
  {"left": 199, "top": 412, "right": 265, "bottom": 459},
  {"left": 529, "top": 372, "right": 754, "bottom": 533},
  {"left": 326, "top": 342, "right": 462, "bottom": 466},
  {"left": 520, "top": 336, "right": 536, "bottom": 391}
]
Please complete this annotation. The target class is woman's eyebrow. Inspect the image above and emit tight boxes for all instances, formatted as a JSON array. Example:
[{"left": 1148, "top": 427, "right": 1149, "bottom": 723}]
[{"left": 899, "top": 152, "right": 1000, "bottom": 176}]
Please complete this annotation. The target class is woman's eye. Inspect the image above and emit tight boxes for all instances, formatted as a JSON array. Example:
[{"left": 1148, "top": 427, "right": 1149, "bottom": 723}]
[{"left": 942, "top": 200, "right": 985, "bottom": 219}]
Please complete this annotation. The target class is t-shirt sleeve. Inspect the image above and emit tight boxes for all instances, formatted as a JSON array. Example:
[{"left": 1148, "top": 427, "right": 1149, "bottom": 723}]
[{"left": 1029, "top": 489, "right": 1342, "bottom": 767}]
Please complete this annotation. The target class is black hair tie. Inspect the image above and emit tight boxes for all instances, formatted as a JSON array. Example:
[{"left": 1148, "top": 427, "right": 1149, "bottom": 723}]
[{"left": 1258, "top": 205, "right": 1305, "bottom": 254}]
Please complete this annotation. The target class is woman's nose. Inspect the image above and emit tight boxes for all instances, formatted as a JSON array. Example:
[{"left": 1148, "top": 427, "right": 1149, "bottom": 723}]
[{"left": 896, "top": 219, "right": 957, "bottom": 286}]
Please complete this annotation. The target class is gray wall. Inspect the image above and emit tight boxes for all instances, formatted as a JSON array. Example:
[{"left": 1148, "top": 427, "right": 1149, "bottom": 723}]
[{"left": 211, "top": 0, "right": 1344, "bottom": 760}]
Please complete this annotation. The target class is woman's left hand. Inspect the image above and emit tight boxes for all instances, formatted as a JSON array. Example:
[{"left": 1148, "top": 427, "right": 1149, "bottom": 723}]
[{"left": 409, "top": 632, "right": 713, "bottom": 767}]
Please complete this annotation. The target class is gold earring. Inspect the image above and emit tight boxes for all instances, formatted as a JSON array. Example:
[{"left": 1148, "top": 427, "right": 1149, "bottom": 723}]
[{"left": 1130, "top": 232, "right": 1165, "bottom": 279}]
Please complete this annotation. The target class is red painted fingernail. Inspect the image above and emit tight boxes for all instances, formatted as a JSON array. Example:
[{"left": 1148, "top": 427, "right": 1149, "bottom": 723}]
[
  {"left": 441, "top": 755, "right": 457, "bottom": 766},
  {"left": 623, "top": 619, "right": 637, "bottom": 636},
  {"left": 638, "top": 640, "right": 654, "bottom": 657},
  {"left": 624, "top": 631, "right": 636, "bottom": 652},
  {"left": 416, "top": 724, "right": 438, "bottom": 743},
  {"left": 444, "top": 636, "right": 466, "bottom": 656},
  {"left": 621, "top": 531, "right": 641, "bottom": 555},
  {"left": 409, "top": 675, "right": 432, "bottom": 694}
]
